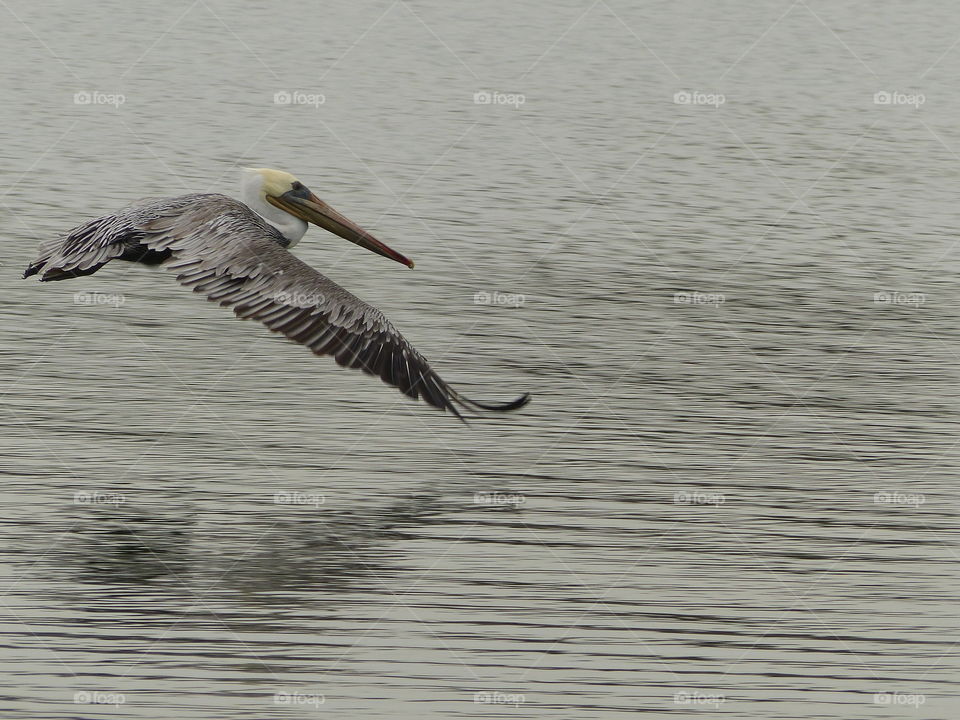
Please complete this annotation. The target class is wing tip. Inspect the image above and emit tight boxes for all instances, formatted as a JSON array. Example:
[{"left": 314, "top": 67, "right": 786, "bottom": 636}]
[{"left": 455, "top": 391, "right": 532, "bottom": 414}]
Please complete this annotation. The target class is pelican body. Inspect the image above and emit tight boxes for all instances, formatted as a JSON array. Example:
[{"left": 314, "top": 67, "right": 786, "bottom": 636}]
[{"left": 24, "top": 169, "right": 530, "bottom": 420}]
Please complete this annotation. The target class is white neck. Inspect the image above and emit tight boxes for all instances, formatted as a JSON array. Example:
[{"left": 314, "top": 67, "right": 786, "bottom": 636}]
[{"left": 240, "top": 171, "right": 308, "bottom": 247}]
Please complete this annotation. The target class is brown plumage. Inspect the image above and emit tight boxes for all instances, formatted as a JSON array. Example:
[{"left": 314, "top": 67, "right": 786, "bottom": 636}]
[{"left": 24, "top": 193, "right": 530, "bottom": 420}]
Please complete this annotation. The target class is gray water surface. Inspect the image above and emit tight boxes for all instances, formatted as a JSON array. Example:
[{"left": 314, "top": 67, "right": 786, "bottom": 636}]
[{"left": 2, "top": 1, "right": 959, "bottom": 718}]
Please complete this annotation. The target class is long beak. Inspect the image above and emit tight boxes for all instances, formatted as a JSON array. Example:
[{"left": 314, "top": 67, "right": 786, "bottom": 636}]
[{"left": 268, "top": 191, "right": 414, "bottom": 268}]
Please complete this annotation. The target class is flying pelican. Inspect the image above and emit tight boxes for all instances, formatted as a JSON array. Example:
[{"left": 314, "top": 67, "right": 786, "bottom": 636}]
[{"left": 23, "top": 168, "right": 530, "bottom": 420}]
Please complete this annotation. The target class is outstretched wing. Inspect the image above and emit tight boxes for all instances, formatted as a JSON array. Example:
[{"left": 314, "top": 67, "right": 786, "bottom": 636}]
[
  {"left": 23, "top": 194, "right": 213, "bottom": 280},
  {"left": 28, "top": 194, "right": 528, "bottom": 419}
]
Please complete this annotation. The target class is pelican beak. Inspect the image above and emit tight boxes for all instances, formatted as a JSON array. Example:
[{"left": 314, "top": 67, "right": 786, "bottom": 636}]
[{"left": 269, "top": 190, "right": 414, "bottom": 268}]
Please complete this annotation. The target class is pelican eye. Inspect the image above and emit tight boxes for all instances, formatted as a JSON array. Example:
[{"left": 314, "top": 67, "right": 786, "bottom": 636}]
[{"left": 289, "top": 181, "right": 311, "bottom": 199}]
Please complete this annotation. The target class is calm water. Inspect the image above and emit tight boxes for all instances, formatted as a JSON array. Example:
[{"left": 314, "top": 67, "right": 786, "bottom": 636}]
[{"left": 2, "top": 1, "right": 959, "bottom": 717}]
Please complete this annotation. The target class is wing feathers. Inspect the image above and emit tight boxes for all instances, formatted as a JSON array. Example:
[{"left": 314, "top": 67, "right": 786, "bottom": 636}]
[{"left": 24, "top": 193, "right": 530, "bottom": 418}]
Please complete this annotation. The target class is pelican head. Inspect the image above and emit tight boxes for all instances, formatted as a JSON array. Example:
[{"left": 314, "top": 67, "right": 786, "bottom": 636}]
[{"left": 241, "top": 167, "right": 413, "bottom": 268}]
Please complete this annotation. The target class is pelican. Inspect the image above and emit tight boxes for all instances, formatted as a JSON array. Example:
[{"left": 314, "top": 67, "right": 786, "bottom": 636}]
[{"left": 23, "top": 168, "right": 530, "bottom": 420}]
